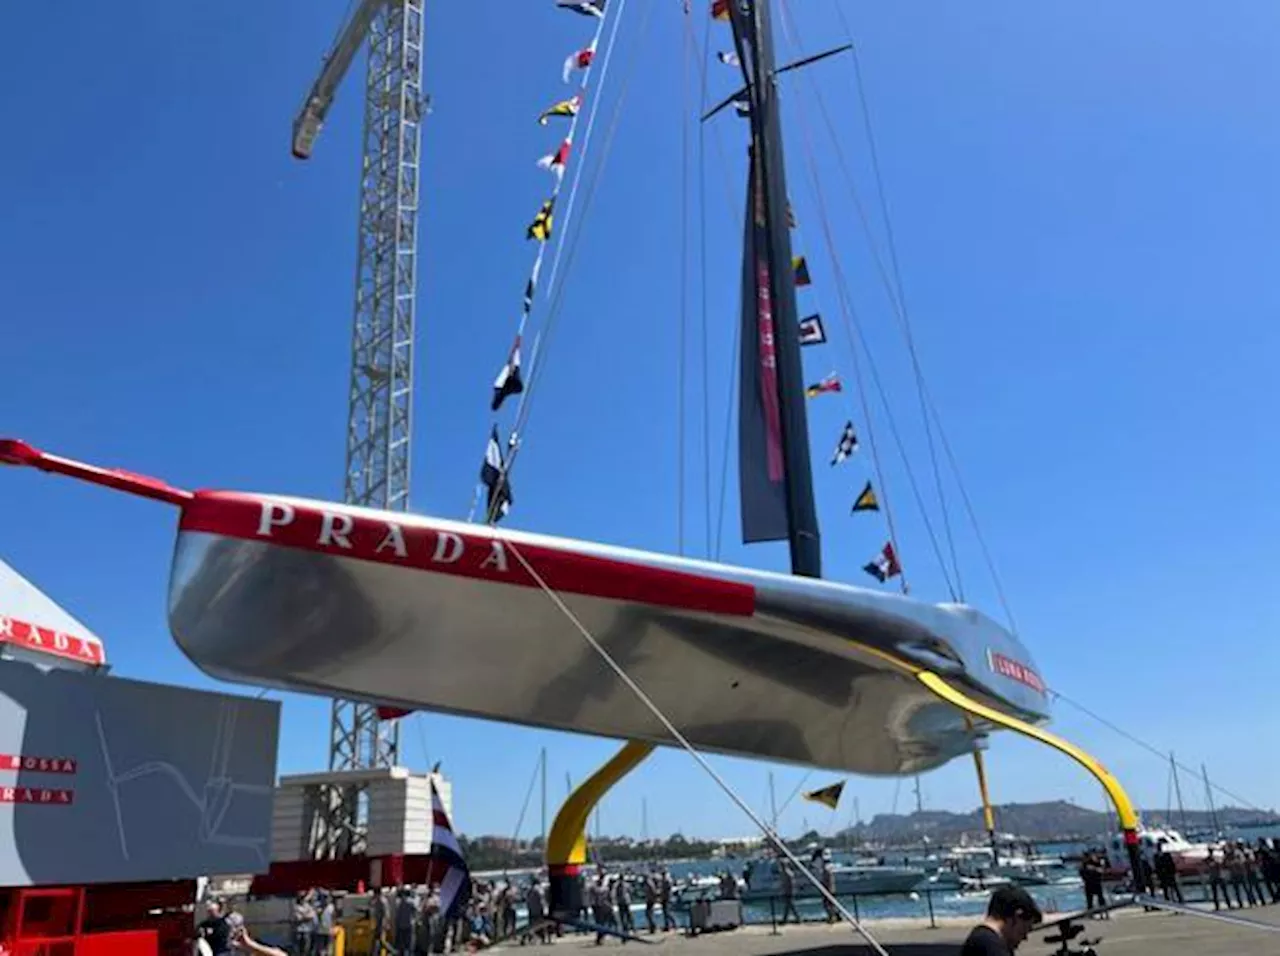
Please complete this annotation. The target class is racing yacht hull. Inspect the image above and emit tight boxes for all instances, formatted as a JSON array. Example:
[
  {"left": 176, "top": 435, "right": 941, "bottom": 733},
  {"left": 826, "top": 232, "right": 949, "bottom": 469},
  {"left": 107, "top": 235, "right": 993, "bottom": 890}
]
[{"left": 166, "top": 490, "right": 1051, "bottom": 775}]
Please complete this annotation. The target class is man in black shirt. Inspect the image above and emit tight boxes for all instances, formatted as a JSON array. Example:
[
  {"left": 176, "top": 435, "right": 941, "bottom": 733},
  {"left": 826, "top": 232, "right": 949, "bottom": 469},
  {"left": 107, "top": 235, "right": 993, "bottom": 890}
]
[
  {"left": 960, "top": 885, "right": 1043, "bottom": 955},
  {"left": 198, "top": 901, "right": 233, "bottom": 956}
]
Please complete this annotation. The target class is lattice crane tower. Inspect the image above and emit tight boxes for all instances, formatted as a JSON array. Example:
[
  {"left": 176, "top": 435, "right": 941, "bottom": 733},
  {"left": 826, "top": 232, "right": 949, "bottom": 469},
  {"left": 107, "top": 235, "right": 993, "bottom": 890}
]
[{"left": 291, "top": 0, "right": 426, "bottom": 857}]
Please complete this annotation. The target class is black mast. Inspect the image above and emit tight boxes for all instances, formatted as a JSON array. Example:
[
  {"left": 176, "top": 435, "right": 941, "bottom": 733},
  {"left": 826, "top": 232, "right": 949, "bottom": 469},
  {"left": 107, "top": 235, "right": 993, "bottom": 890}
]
[{"left": 729, "top": 0, "right": 821, "bottom": 578}]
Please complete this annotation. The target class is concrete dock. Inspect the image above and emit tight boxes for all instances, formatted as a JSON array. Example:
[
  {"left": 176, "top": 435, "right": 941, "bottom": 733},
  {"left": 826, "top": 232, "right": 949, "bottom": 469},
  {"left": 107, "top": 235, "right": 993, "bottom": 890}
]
[{"left": 498, "top": 904, "right": 1280, "bottom": 955}]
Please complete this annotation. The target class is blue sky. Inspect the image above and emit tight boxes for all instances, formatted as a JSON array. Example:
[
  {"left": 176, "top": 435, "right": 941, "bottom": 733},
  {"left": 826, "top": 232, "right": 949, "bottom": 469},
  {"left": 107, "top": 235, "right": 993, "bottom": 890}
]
[{"left": 2, "top": 0, "right": 1279, "bottom": 841}]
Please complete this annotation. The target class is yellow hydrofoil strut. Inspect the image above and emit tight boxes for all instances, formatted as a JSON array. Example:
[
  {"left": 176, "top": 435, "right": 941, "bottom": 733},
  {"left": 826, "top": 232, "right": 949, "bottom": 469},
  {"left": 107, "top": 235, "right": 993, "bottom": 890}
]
[
  {"left": 546, "top": 739, "right": 655, "bottom": 915},
  {"left": 544, "top": 645, "right": 1145, "bottom": 912}
]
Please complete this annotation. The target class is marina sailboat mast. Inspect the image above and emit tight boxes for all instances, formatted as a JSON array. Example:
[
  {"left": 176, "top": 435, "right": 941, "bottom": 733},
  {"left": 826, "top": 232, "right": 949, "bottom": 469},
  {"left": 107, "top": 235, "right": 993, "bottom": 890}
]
[{"left": 724, "top": 0, "right": 821, "bottom": 578}]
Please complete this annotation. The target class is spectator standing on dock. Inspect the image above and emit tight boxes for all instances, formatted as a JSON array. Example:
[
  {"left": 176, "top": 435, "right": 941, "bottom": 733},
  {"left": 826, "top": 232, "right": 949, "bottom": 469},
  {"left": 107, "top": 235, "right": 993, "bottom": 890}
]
[
  {"left": 1258, "top": 839, "right": 1280, "bottom": 903},
  {"left": 959, "top": 885, "right": 1042, "bottom": 956},
  {"left": 292, "top": 894, "right": 317, "bottom": 956},
  {"left": 658, "top": 870, "right": 677, "bottom": 931},
  {"left": 1077, "top": 851, "right": 1107, "bottom": 916},
  {"left": 778, "top": 861, "right": 800, "bottom": 925},
  {"left": 1242, "top": 843, "right": 1268, "bottom": 907},
  {"left": 614, "top": 874, "right": 634, "bottom": 935},
  {"left": 1153, "top": 841, "right": 1183, "bottom": 904},
  {"left": 819, "top": 859, "right": 837, "bottom": 924},
  {"left": 393, "top": 888, "right": 417, "bottom": 956},
  {"left": 1205, "top": 848, "right": 1229, "bottom": 910},
  {"left": 522, "top": 879, "right": 548, "bottom": 945},
  {"left": 1225, "top": 845, "right": 1253, "bottom": 908},
  {"left": 641, "top": 873, "right": 657, "bottom": 934},
  {"left": 198, "top": 900, "right": 233, "bottom": 956},
  {"left": 588, "top": 875, "right": 612, "bottom": 945}
]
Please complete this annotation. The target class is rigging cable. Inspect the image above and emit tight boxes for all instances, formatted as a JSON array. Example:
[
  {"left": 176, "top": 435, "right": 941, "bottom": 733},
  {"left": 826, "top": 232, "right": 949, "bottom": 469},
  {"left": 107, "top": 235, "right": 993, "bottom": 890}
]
[
  {"left": 795, "top": 9, "right": 1262, "bottom": 820},
  {"left": 697, "top": 8, "right": 714, "bottom": 560},
  {"left": 782, "top": 4, "right": 1266, "bottom": 829},
  {"left": 502, "top": 537, "right": 890, "bottom": 956},
  {"left": 507, "top": 750, "right": 544, "bottom": 869},
  {"left": 774, "top": 4, "right": 959, "bottom": 600},
  {"left": 771, "top": 51, "right": 929, "bottom": 597},
  {"left": 677, "top": 9, "right": 748, "bottom": 561},
  {"left": 775, "top": 769, "right": 815, "bottom": 819},
  {"left": 782, "top": 0, "right": 964, "bottom": 597},
  {"left": 1047, "top": 689, "right": 1264, "bottom": 813},
  {"left": 482, "top": 0, "right": 650, "bottom": 524},
  {"left": 677, "top": 0, "right": 691, "bottom": 556},
  {"left": 801, "top": 0, "right": 1018, "bottom": 623},
  {"left": 544, "top": 0, "right": 628, "bottom": 299}
]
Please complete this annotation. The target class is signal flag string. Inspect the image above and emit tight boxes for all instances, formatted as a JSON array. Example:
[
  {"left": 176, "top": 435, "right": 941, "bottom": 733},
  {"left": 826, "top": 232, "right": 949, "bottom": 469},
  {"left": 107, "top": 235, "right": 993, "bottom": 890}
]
[
  {"left": 544, "top": 0, "right": 630, "bottom": 299},
  {"left": 468, "top": 0, "right": 621, "bottom": 525},
  {"left": 482, "top": 0, "right": 650, "bottom": 528}
]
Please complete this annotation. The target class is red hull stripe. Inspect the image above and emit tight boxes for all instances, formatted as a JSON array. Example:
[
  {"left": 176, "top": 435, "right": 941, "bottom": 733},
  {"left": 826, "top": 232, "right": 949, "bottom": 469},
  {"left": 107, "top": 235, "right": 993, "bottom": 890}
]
[
  {"left": 178, "top": 492, "right": 756, "bottom": 617},
  {"left": 549, "top": 864, "right": 581, "bottom": 878},
  {"left": 377, "top": 706, "right": 414, "bottom": 721}
]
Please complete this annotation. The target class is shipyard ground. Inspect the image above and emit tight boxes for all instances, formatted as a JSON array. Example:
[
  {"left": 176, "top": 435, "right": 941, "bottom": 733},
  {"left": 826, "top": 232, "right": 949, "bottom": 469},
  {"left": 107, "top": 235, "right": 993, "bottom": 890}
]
[{"left": 498, "top": 903, "right": 1280, "bottom": 954}]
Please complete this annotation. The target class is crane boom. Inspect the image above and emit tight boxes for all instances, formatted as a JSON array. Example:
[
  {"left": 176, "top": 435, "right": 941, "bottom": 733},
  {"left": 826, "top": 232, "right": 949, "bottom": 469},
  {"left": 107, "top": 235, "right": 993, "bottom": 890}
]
[{"left": 291, "top": 0, "right": 390, "bottom": 160}]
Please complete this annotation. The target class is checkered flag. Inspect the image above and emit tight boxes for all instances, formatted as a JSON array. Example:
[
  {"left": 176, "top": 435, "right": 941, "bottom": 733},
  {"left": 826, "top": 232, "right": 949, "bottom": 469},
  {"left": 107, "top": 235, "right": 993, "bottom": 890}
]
[{"left": 831, "top": 421, "right": 858, "bottom": 465}]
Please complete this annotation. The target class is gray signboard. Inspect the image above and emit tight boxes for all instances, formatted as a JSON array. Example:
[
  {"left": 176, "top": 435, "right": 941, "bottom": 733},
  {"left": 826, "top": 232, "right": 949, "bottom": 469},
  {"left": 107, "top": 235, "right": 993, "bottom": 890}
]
[{"left": 0, "top": 658, "right": 279, "bottom": 886}]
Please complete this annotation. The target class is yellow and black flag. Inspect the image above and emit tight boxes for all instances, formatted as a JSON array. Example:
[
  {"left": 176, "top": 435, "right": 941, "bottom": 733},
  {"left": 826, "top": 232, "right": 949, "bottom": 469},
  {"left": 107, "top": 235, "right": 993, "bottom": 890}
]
[
  {"left": 527, "top": 198, "right": 555, "bottom": 242},
  {"left": 792, "top": 255, "right": 811, "bottom": 286},
  {"left": 852, "top": 481, "right": 879, "bottom": 513},
  {"left": 803, "top": 781, "right": 845, "bottom": 810},
  {"left": 538, "top": 94, "right": 581, "bottom": 126}
]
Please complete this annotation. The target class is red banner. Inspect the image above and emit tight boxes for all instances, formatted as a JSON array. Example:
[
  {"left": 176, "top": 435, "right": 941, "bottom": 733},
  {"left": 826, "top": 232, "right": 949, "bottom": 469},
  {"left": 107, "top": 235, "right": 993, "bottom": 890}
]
[
  {"left": 0, "top": 755, "right": 77, "bottom": 774},
  {"left": 0, "top": 787, "right": 74, "bottom": 806},
  {"left": 0, "top": 616, "right": 104, "bottom": 666}
]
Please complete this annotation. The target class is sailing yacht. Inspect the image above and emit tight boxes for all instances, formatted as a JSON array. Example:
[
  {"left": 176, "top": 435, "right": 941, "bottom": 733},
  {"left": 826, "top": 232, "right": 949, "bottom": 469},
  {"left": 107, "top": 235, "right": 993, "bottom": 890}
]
[{"left": 0, "top": 0, "right": 1053, "bottom": 788}]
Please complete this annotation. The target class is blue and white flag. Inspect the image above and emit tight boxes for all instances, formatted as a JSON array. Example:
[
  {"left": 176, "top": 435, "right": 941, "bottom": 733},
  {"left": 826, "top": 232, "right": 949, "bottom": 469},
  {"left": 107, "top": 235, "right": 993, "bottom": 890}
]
[{"left": 431, "top": 778, "right": 471, "bottom": 918}]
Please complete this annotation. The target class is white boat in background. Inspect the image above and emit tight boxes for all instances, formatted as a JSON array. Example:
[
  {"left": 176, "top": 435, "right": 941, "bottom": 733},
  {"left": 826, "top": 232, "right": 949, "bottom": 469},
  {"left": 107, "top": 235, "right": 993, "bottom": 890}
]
[
  {"left": 740, "top": 858, "right": 924, "bottom": 900},
  {"left": 930, "top": 844, "right": 1066, "bottom": 887},
  {"left": 1103, "top": 825, "right": 1215, "bottom": 877}
]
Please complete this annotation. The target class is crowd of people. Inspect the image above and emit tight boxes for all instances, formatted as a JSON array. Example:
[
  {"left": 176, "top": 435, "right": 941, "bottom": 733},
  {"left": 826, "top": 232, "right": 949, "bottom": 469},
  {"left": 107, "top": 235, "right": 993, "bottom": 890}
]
[
  {"left": 292, "top": 865, "right": 686, "bottom": 953},
  {"left": 1077, "top": 836, "right": 1280, "bottom": 915},
  {"left": 1188, "top": 839, "right": 1279, "bottom": 911}
]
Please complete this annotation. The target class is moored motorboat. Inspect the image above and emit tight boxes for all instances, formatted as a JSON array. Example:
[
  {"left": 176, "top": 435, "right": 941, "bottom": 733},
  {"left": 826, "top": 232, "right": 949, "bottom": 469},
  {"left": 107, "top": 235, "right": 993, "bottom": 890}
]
[{"left": 740, "top": 857, "right": 924, "bottom": 900}]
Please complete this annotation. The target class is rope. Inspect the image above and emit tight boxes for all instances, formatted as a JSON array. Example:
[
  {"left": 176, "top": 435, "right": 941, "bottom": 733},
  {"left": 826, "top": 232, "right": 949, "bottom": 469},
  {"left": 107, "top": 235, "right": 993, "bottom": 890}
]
[
  {"left": 697, "top": 18, "right": 714, "bottom": 561},
  {"left": 695, "top": 12, "right": 713, "bottom": 561},
  {"left": 775, "top": 769, "right": 814, "bottom": 819},
  {"left": 921, "top": 389, "right": 1020, "bottom": 633},
  {"left": 1048, "top": 689, "right": 1265, "bottom": 813},
  {"left": 713, "top": 313, "right": 740, "bottom": 561},
  {"left": 680, "top": 4, "right": 747, "bottom": 562},
  {"left": 839, "top": 13, "right": 963, "bottom": 599},
  {"left": 779, "top": 1, "right": 965, "bottom": 596},
  {"left": 507, "top": 750, "right": 543, "bottom": 866},
  {"left": 677, "top": 1, "right": 691, "bottom": 556},
  {"left": 480, "top": 0, "right": 646, "bottom": 525},
  {"left": 776, "top": 6, "right": 977, "bottom": 601},
  {"left": 545, "top": 0, "right": 629, "bottom": 298},
  {"left": 502, "top": 538, "right": 890, "bottom": 956}
]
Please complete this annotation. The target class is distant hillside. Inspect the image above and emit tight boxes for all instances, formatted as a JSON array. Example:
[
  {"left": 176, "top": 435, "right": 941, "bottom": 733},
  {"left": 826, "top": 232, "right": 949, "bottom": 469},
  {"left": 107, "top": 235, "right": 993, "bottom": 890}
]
[{"left": 844, "top": 801, "right": 1278, "bottom": 843}]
